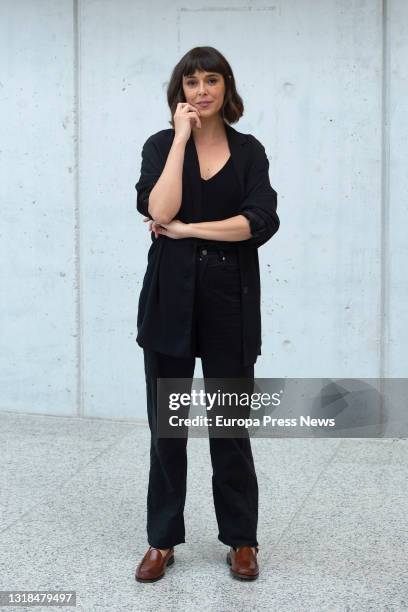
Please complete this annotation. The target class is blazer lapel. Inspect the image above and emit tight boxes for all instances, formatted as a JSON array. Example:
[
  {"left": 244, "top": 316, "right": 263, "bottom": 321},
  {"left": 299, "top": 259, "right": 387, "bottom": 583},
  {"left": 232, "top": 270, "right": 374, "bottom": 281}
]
[{"left": 225, "top": 122, "right": 249, "bottom": 199}]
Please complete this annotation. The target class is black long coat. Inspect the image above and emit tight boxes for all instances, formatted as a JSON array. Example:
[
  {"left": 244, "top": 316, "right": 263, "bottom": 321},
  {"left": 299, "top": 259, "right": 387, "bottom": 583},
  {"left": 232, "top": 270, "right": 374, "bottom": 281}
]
[{"left": 135, "top": 121, "right": 280, "bottom": 366}]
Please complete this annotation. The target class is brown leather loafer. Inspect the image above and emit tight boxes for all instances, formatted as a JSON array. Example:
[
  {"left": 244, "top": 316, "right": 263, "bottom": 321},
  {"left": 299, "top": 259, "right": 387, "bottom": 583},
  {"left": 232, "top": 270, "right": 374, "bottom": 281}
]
[
  {"left": 226, "top": 546, "right": 259, "bottom": 580},
  {"left": 135, "top": 546, "right": 175, "bottom": 582}
]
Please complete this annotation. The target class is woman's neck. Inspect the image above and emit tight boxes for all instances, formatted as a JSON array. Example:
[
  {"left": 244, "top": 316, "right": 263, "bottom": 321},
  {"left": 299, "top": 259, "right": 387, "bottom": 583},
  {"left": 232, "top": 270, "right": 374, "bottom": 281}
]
[{"left": 192, "top": 116, "right": 226, "bottom": 145}]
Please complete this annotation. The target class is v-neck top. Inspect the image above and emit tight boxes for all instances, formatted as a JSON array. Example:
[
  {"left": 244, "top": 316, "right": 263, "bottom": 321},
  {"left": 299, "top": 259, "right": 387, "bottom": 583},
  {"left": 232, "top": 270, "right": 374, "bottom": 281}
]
[
  {"left": 198, "top": 154, "right": 242, "bottom": 249},
  {"left": 200, "top": 155, "right": 232, "bottom": 183}
]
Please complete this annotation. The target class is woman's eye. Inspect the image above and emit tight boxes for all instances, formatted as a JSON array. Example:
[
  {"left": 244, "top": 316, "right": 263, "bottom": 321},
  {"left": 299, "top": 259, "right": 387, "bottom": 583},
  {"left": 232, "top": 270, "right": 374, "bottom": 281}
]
[{"left": 186, "top": 79, "right": 217, "bottom": 86}]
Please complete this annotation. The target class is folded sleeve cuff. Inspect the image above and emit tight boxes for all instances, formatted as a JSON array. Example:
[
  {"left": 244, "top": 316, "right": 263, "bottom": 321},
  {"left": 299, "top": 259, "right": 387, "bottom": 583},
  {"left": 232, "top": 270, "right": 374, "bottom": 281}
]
[{"left": 241, "top": 209, "right": 267, "bottom": 240}]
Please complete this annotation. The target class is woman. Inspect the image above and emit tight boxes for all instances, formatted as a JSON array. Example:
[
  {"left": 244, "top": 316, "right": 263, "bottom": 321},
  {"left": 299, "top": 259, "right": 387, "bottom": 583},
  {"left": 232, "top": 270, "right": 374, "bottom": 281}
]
[{"left": 134, "top": 46, "right": 279, "bottom": 582}]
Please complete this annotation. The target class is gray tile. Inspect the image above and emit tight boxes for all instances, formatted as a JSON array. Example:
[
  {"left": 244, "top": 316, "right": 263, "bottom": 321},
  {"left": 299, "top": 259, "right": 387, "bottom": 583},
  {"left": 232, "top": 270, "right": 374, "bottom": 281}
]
[{"left": 0, "top": 411, "right": 138, "bottom": 531}]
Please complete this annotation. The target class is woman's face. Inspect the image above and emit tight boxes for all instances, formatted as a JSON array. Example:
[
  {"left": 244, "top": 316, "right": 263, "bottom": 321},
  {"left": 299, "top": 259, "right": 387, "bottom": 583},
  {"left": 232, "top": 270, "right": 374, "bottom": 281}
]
[{"left": 181, "top": 70, "right": 226, "bottom": 118}]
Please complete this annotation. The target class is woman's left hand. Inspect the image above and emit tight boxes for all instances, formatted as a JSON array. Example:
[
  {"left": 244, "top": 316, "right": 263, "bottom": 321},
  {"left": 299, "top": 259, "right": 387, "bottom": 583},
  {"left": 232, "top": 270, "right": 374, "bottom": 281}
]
[{"left": 143, "top": 218, "right": 191, "bottom": 240}]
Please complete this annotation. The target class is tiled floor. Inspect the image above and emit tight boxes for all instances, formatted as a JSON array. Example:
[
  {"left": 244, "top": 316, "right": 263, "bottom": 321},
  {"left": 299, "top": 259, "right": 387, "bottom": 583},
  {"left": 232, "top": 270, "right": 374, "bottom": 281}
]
[{"left": 0, "top": 411, "right": 407, "bottom": 612}]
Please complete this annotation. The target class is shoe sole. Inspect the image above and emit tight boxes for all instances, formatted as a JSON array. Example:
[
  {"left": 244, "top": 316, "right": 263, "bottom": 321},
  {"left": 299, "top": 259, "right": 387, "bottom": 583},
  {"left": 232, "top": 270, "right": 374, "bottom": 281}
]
[
  {"left": 226, "top": 552, "right": 259, "bottom": 581},
  {"left": 135, "top": 554, "right": 175, "bottom": 583}
]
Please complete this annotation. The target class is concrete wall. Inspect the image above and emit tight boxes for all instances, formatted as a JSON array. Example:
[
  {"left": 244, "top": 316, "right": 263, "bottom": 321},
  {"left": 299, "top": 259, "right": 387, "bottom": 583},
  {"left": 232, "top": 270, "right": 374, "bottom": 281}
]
[{"left": 1, "top": 0, "right": 407, "bottom": 420}]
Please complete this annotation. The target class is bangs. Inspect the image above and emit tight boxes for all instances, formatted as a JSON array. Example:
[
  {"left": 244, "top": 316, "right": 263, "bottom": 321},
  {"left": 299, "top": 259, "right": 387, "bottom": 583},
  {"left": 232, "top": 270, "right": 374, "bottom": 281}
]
[{"left": 182, "top": 49, "right": 225, "bottom": 77}]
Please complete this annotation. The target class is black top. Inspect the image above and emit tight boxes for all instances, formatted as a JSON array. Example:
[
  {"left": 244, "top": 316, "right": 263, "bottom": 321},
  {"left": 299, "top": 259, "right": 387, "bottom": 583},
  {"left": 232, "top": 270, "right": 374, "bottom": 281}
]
[
  {"left": 135, "top": 122, "right": 280, "bottom": 366},
  {"left": 198, "top": 154, "right": 241, "bottom": 250}
]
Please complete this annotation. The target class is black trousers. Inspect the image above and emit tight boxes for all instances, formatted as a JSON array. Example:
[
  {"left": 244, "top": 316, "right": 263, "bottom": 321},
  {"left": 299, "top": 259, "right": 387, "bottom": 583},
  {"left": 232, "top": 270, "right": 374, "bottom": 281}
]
[{"left": 142, "top": 244, "right": 259, "bottom": 549}]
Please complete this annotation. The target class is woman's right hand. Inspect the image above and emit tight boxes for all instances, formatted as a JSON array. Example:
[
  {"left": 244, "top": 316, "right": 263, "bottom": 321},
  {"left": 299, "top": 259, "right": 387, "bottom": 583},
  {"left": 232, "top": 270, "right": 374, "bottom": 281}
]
[{"left": 173, "top": 102, "right": 201, "bottom": 142}]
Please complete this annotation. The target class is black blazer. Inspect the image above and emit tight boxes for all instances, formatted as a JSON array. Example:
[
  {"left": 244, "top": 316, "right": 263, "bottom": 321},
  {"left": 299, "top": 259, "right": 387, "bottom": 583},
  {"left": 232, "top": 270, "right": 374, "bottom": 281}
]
[{"left": 135, "top": 121, "right": 280, "bottom": 365}]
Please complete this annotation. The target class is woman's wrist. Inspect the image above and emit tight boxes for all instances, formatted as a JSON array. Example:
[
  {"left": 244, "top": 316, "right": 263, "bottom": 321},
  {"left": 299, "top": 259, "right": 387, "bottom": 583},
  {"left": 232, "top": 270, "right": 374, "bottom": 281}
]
[{"left": 184, "top": 223, "right": 195, "bottom": 238}]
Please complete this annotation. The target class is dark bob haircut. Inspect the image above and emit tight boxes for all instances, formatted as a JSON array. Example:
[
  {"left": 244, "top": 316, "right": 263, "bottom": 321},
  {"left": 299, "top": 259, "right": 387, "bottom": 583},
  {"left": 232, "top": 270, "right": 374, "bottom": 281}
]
[{"left": 166, "top": 46, "right": 244, "bottom": 127}]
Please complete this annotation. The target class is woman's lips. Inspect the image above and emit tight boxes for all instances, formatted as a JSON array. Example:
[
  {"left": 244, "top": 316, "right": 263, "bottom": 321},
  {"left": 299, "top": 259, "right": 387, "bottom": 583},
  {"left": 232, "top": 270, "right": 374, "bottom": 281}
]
[{"left": 197, "top": 101, "right": 212, "bottom": 107}]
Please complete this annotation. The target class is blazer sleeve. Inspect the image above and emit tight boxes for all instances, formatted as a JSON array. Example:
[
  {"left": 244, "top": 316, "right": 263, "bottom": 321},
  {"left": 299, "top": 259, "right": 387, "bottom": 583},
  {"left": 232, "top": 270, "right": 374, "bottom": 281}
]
[
  {"left": 135, "top": 136, "right": 164, "bottom": 220},
  {"left": 239, "top": 135, "right": 280, "bottom": 248}
]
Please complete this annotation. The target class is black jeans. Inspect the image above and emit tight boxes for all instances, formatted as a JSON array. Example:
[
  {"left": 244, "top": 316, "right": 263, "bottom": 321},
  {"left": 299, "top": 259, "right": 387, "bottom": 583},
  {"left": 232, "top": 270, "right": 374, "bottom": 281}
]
[{"left": 142, "top": 244, "right": 259, "bottom": 549}]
